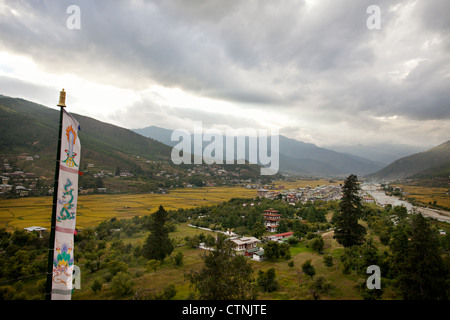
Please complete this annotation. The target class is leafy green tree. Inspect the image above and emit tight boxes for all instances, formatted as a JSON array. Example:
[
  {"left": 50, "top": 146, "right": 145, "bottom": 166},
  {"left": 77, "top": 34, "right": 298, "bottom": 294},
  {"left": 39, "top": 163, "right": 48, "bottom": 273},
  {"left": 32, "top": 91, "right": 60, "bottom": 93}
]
[
  {"left": 323, "top": 255, "right": 333, "bottom": 267},
  {"left": 358, "top": 277, "right": 383, "bottom": 300},
  {"left": 389, "top": 224, "right": 409, "bottom": 279},
  {"left": 287, "top": 237, "right": 299, "bottom": 246},
  {"left": 305, "top": 206, "right": 327, "bottom": 223},
  {"left": 392, "top": 205, "right": 408, "bottom": 220},
  {"left": 204, "top": 234, "right": 216, "bottom": 248},
  {"left": 189, "top": 175, "right": 205, "bottom": 187},
  {"left": 10, "top": 229, "right": 33, "bottom": 247},
  {"left": 146, "top": 259, "right": 161, "bottom": 273},
  {"left": 252, "top": 221, "right": 267, "bottom": 238},
  {"left": 110, "top": 271, "right": 134, "bottom": 296},
  {"left": 186, "top": 234, "right": 256, "bottom": 300},
  {"left": 155, "top": 284, "right": 177, "bottom": 300},
  {"left": 309, "top": 236, "right": 324, "bottom": 253},
  {"left": 360, "top": 238, "right": 379, "bottom": 268},
  {"left": 302, "top": 259, "right": 316, "bottom": 278},
  {"left": 142, "top": 205, "right": 174, "bottom": 261},
  {"left": 308, "top": 276, "right": 333, "bottom": 300},
  {"left": 280, "top": 243, "right": 291, "bottom": 260},
  {"left": 293, "top": 220, "right": 308, "bottom": 238},
  {"left": 132, "top": 244, "right": 142, "bottom": 258},
  {"left": 263, "top": 241, "right": 281, "bottom": 261},
  {"left": 257, "top": 268, "right": 279, "bottom": 292},
  {"left": 184, "top": 235, "right": 197, "bottom": 248},
  {"left": 277, "top": 219, "right": 288, "bottom": 233},
  {"left": 85, "top": 260, "right": 100, "bottom": 273},
  {"left": 174, "top": 252, "right": 184, "bottom": 267},
  {"left": 106, "top": 259, "right": 128, "bottom": 276},
  {"left": 333, "top": 174, "right": 366, "bottom": 247},
  {"left": 4, "top": 250, "right": 33, "bottom": 279},
  {"left": 91, "top": 278, "right": 103, "bottom": 292}
]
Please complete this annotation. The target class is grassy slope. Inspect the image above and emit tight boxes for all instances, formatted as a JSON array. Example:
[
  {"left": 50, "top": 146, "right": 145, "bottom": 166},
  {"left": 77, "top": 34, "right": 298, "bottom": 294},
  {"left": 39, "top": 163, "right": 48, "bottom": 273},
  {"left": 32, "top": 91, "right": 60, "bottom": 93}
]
[{"left": 70, "top": 222, "right": 362, "bottom": 301}]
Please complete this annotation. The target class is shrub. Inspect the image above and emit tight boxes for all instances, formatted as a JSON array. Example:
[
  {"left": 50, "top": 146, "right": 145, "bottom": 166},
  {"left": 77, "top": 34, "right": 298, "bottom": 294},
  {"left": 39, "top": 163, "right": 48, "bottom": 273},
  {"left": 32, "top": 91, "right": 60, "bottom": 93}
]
[
  {"left": 110, "top": 272, "right": 134, "bottom": 296},
  {"left": 302, "top": 259, "right": 316, "bottom": 278},
  {"left": 323, "top": 255, "right": 333, "bottom": 267},
  {"left": 91, "top": 278, "right": 103, "bottom": 292}
]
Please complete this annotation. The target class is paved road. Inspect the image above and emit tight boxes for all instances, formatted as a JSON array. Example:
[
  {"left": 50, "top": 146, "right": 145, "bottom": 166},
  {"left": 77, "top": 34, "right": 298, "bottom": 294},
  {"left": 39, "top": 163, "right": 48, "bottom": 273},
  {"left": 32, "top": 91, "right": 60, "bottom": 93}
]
[{"left": 362, "top": 184, "right": 450, "bottom": 223}]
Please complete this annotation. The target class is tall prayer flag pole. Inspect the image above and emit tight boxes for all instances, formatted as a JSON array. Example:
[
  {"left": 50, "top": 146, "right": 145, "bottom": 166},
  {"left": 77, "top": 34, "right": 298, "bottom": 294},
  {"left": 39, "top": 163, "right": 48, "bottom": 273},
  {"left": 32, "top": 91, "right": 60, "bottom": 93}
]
[
  {"left": 45, "top": 89, "right": 81, "bottom": 300},
  {"left": 45, "top": 89, "right": 66, "bottom": 300}
]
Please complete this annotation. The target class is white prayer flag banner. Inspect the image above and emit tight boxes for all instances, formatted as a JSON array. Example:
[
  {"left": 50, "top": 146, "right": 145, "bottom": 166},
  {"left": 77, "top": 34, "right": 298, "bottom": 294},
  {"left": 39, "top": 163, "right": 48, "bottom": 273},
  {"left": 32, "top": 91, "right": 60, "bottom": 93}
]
[{"left": 51, "top": 109, "right": 80, "bottom": 300}]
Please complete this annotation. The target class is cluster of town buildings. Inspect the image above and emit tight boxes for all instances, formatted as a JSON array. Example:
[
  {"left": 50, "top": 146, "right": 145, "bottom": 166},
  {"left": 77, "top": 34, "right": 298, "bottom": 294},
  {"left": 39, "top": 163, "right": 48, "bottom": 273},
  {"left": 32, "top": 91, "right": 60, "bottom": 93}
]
[
  {"left": 0, "top": 156, "right": 40, "bottom": 197},
  {"left": 254, "top": 183, "right": 377, "bottom": 205},
  {"left": 256, "top": 184, "right": 342, "bottom": 204}
]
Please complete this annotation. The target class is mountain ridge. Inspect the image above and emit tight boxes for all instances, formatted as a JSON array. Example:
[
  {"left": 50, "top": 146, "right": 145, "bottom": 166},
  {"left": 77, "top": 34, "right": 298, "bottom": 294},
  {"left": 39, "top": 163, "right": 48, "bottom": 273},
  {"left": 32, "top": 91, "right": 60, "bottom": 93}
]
[
  {"left": 133, "top": 125, "right": 385, "bottom": 177},
  {"left": 367, "top": 140, "right": 450, "bottom": 182}
]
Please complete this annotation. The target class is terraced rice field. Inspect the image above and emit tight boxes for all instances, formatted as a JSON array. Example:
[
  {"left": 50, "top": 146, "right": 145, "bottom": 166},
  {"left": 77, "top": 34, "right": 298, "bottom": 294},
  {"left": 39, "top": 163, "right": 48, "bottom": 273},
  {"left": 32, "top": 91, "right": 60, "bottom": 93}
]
[
  {"left": 0, "top": 186, "right": 259, "bottom": 230},
  {"left": 395, "top": 184, "right": 450, "bottom": 210}
]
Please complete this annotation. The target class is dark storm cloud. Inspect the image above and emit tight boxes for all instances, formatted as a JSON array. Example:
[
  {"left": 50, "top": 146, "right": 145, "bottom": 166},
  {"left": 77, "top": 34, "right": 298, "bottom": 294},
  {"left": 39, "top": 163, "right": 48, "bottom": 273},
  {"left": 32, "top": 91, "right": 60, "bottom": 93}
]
[{"left": 0, "top": 0, "right": 449, "bottom": 130}]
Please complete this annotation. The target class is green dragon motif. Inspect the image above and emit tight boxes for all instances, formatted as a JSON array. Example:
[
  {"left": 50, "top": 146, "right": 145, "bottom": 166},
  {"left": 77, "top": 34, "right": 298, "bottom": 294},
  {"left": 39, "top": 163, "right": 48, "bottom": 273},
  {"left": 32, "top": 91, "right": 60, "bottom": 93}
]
[{"left": 57, "top": 179, "right": 75, "bottom": 222}]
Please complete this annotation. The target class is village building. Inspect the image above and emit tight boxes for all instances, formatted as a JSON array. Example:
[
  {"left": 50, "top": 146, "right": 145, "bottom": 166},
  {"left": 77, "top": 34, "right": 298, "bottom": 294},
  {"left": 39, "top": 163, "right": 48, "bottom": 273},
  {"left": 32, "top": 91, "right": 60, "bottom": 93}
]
[
  {"left": 0, "top": 184, "right": 13, "bottom": 193},
  {"left": 257, "top": 188, "right": 268, "bottom": 198},
  {"left": 264, "top": 231, "right": 294, "bottom": 242},
  {"left": 285, "top": 193, "right": 297, "bottom": 205},
  {"left": 261, "top": 208, "right": 282, "bottom": 232},
  {"left": 1, "top": 175, "right": 10, "bottom": 184},
  {"left": 228, "top": 236, "right": 265, "bottom": 261},
  {"left": 250, "top": 248, "right": 265, "bottom": 261},
  {"left": 120, "top": 171, "right": 133, "bottom": 177},
  {"left": 24, "top": 226, "right": 47, "bottom": 238},
  {"left": 230, "top": 236, "right": 261, "bottom": 252},
  {"left": 363, "top": 195, "right": 375, "bottom": 203},
  {"left": 15, "top": 185, "right": 28, "bottom": 196}
]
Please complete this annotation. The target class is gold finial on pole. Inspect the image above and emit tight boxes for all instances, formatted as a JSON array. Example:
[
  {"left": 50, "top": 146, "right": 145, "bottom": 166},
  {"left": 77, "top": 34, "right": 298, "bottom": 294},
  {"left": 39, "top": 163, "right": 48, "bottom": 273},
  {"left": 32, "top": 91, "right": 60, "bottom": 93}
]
[{"left": 57, "top": 89, "right": 67, "bottom": 107}]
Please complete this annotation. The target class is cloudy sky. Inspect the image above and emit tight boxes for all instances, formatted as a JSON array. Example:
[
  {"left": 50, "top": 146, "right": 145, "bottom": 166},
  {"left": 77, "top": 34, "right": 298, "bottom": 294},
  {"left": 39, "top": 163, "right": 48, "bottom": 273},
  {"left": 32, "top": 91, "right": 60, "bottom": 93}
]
[{"left": 0, "top": 0, "right": 449, "bottom": 149}]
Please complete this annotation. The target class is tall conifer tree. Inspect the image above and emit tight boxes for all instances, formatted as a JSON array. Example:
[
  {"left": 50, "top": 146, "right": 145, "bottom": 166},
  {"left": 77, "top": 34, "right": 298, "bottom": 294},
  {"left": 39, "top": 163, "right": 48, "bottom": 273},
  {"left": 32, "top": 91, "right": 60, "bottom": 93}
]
[
  {"left": 142, "top": 205, "right": 174, "bottom": 261},
  {"left": 391, "top": 213, "right": 449, "bottom": 300},
  {"left": 333, "top": 174, "right": 366, "bottom": 247}
]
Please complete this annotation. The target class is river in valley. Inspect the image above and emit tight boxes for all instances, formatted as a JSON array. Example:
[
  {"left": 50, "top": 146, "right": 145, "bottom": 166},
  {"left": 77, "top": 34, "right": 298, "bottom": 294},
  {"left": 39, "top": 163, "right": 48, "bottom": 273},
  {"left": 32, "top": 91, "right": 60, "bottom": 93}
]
[{"left": 362, "top": 184, "right": 450, "bottom": 223}]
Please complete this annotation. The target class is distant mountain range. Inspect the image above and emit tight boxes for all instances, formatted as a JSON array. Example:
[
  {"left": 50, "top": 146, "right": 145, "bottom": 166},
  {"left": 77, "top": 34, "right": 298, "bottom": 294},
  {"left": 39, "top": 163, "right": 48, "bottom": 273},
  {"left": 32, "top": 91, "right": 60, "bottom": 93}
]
[
  {"left": 2, "top": 94, "right": 447, "bottom": 186},
  {"left": 325, "top": 143, "right": 427, "bottom": 165},
  {"left": 133, "top": 126, "right": 386, "bottom": 177},
  {"left": 367, "top": 140, "right": 450, "bottom": 182}
]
